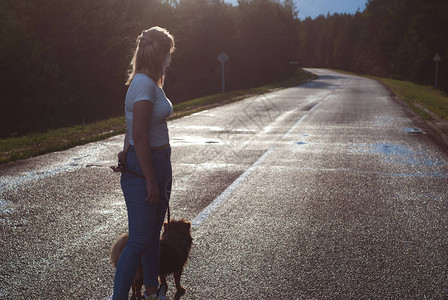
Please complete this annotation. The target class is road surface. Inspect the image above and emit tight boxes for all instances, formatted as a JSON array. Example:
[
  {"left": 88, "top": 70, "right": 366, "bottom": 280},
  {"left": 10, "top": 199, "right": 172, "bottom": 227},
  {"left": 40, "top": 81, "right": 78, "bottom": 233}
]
[{"left": 1, "top": 69, "right": 447, "bottom": 299}]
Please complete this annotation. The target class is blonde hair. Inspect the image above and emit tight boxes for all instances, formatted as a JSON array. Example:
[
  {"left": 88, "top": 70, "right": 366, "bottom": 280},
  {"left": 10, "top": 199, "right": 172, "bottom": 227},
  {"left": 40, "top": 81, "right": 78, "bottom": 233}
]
[{"left": 126, "top": 26, "right": 175, "bottom": 87}]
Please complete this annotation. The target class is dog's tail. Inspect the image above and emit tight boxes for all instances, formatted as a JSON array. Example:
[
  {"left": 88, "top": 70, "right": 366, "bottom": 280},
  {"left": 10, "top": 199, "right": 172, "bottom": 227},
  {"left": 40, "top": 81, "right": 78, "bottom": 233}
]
[{"left": 110, "top": 233, "right": 129, "bottom": 267}]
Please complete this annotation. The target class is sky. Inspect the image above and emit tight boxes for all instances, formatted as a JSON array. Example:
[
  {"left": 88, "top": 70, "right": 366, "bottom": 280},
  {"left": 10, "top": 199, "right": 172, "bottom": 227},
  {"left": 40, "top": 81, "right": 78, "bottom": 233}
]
[
  {"left": 295, "top": 0, "right": 368, "bottom": 19},
  {"left": 225, "top": 0, "right": 369, "bottom": 20}
]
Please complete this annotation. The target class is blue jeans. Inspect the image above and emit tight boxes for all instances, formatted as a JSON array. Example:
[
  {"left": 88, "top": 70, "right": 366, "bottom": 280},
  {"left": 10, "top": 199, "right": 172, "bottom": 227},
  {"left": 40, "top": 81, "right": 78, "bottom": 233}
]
[{"left": 113, "top": 145, "right": 172, "bottom": 299}]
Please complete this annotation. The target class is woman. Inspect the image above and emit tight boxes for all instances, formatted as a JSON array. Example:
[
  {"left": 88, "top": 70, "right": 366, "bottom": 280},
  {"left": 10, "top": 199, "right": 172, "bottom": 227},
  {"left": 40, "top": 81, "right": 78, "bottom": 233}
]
[{"left": 113, "top": 26, "right": 175, "bottom": 300}]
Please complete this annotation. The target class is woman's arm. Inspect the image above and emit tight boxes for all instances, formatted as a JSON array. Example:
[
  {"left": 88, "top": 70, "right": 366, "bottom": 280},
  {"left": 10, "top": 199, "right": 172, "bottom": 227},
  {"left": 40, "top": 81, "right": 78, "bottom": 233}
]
[
  {"left": 123, "top": 131, "right": 130, "bottom": 151},
  {"left": 116, "top": 131, "right": 130, "bottom": 165},
  {"left": 132, "top": 100, "right": 160, "bottom": 204}
]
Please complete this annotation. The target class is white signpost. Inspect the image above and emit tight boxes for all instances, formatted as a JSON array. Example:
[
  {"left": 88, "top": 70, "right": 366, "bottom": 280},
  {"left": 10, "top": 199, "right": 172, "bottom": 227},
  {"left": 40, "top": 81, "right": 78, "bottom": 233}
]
[
  {"left": 433, "top": 53, "right": 441, "bottom": 89},
  {"left": 217, "top": 51, "right": 229, "bottom": 93}
]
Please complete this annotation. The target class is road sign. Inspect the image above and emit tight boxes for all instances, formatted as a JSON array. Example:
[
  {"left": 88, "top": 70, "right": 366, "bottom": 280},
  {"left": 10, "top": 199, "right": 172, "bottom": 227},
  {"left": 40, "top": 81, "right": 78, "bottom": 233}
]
[
  {"left": 433, "top": 53, "right": 441, "bottom": 62},
  {"left": 217, "top": 52, "right": 229, "bottom": 92},
  {"left": 218, "top": 52, "right": 229, "bottom": 63}
]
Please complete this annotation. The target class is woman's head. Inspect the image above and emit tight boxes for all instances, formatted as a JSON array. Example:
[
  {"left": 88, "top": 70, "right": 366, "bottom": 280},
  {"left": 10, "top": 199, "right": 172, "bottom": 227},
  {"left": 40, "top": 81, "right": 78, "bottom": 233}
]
[{"left": 126, "top": 26, "right": 175, "bottom": 87}]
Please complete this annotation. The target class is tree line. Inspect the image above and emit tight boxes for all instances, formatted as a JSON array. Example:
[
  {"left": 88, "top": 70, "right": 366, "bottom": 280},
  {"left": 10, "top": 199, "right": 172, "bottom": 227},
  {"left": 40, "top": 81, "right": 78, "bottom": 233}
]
[
  {"left": 298, "top": 0, "right": 447, "bottom": 92},
  {"left": 1, "top": 0, "right": 446, "bottom": 137}
]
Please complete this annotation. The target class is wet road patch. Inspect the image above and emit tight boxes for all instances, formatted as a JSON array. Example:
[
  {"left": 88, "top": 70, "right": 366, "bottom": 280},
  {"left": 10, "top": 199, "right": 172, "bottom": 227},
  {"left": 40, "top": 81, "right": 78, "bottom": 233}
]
[
  {"left": 352, "top": 142, "right": 447, "bottom": 169},
  {"left": 0, "top": 199, "right": 13, "bottom": 213},
  {"left": 0, "top": 145, "right": 107, "bottom": 192},
  {"left": 171, "top": 136, "right": 223, "bottom": 146},
  {"left": 405, "top": 127, "right": 425, "bottom": 134}
]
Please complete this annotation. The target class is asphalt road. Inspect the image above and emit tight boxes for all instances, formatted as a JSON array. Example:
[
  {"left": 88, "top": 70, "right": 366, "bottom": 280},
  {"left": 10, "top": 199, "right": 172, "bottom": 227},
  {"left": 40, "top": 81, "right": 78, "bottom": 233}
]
[{"left": 1, "top": 69, "right": 447, "bottom": 299}]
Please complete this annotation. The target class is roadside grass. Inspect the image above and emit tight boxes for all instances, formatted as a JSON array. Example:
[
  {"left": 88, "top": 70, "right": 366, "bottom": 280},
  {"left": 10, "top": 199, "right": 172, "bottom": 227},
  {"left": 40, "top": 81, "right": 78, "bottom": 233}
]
[
  {"left": 0, "top": 69, "right": 316, "bottom": 164},
  {"left": 372, "top": 77, "right": 448, "bottom": 121},
  {"left": 0, "top": 118, "right": 127, "bottom": 163},
  {"left": 334, "top": 69, "right": 448, "bottom": 121}
]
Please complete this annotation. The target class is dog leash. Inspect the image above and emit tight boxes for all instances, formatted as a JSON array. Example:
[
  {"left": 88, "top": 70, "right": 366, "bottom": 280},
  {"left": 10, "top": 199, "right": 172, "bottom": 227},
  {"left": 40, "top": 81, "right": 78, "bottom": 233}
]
[{"left": 111, "top": 161, "right": 171, "bottom": 224}]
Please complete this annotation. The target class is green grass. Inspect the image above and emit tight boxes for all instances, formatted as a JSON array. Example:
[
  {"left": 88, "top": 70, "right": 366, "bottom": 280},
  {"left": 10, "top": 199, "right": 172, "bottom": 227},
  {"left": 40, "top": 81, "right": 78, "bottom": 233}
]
[
  {"left": 0, "top": 69, "right": 316, "bottom": 164},
  {"left": 0, "top": 117, "right": 127, "bottom": 163},
  {"left": 372, "top": 77, "right": 448, "bottom": 121},
  {"left": 334, "top": 69, "right": 448, "bottom": 121}
]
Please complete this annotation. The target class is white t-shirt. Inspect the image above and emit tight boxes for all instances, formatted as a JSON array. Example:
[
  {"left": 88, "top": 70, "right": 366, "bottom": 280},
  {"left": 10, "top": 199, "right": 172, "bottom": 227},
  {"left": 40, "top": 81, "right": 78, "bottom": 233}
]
[{"left": 125, "top": 73, "right": 173, "bottom": 147}]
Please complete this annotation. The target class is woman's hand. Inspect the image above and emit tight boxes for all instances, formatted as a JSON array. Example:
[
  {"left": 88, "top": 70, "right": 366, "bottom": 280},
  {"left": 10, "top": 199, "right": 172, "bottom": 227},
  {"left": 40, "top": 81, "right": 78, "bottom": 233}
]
[
  {"left": 117, "top": 150, "right": 126, "bottom": 165},
  {"left": 110, "top": 150, "right": 126, "bottom": 172},
  {"left": 145, "top": 180, "right": 160, "bottom": 204}
]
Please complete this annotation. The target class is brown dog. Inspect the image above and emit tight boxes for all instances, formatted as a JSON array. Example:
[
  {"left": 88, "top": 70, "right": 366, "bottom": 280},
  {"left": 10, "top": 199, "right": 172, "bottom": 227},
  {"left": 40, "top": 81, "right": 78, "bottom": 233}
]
[{"left": 110, "top": 219, "right": 193, "bottom": 299}]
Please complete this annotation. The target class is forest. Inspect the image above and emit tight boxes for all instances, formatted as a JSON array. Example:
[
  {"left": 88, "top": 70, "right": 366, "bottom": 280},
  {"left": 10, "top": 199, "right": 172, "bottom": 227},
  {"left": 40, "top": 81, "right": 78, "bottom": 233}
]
[{"left": 1, "top": 0, "right": 446, "bottom": 137}]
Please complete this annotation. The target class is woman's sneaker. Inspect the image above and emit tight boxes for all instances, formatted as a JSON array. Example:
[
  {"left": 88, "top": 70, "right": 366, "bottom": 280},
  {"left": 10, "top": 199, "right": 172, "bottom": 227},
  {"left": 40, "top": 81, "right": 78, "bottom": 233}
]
[
  {"left": 143, "top": 292, "right": 158, "bottom": 300},
  {"left": 158, "top": 284, "right": 168, "bottom": 300}
]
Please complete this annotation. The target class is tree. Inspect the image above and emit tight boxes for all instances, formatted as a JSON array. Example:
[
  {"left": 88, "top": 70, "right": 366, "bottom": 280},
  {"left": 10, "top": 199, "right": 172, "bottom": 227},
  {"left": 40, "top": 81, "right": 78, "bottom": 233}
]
[
  {"left": 169, "top": 0, "right": 237, "bottom": 100},
  {"left": 236, "top": 0, "right": 300, "bottom": 86}
]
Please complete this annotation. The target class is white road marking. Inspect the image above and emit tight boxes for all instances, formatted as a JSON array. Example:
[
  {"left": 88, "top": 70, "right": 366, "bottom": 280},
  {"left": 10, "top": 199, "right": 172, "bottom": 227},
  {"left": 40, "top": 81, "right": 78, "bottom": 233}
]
[
  {"left": 282, "top": 95, "right": 330, "bottom": 140},
  {"left": 241, "top": 109, "right": 297, "bottom": 148},
  {"left": 282, "top": 115, "right": 307, "bottom": 139},
  {"left": 309, "top": 102, "right": 321, "bottom": 112},
  {"left": 192, "top": 94, "right": 331, "bottom": 228},
  {"left": 191, "top": 147, "right": 275, "bottom": 229}
]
